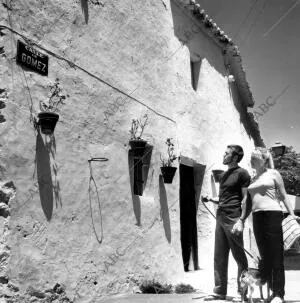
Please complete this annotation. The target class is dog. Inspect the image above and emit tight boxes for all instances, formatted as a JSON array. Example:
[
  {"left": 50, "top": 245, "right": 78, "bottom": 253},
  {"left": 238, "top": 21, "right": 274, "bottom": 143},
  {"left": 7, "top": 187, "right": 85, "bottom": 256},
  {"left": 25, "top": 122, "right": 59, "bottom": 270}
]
[{"left": 240, "top": 268, "right": 270, "bottom": 303}]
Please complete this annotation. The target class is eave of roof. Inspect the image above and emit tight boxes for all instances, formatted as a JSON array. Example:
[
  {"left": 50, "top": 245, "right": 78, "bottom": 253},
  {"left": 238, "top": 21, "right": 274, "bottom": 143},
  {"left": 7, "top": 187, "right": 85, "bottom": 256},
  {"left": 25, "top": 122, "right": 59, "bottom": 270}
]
[
  {"left": 176, "top": 0, "right": 255, "bottom": 108},
  {"left": 175, "top": 0, "right": 264, "bottom": 146}
]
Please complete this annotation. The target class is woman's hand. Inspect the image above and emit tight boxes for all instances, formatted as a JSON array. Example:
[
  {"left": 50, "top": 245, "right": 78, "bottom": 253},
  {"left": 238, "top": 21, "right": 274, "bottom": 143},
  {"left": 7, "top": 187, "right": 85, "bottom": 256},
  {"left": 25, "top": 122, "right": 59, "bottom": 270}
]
[{"left": 291, "top": 214, "right": 300, "bottom": 222}]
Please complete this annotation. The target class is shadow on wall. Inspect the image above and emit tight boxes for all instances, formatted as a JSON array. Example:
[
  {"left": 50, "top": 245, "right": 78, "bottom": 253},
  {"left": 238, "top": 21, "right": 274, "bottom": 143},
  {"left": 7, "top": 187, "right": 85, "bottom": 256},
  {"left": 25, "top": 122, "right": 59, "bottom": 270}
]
[
  {"left": 36, "top": 130, "right": 53, "bottom": 221},
  {"left": 159, "top": 175, "right": 171, "bottom": 243},
  {"left": 81, "top": 0, "right": 89, "bottom": 24},
  {"left": 170, "top": 1, "right": 227, "bottom": 83},
  {"left": 142, "top": 145, "right": 153, "bottom": 187},
  {"left": 80, "top": 0, "right": 104, "bottom": 24},
  {"left": 45, "top": 133, "right": 62, "bottom": 208},
  {"left": 0, "top": 99, "right": 5, "bottom": 122},
  {"left": 128, "top": 145, "right": 153, "bottom": 226},
  {"left": 0, "top": 88, "right": 6, "bottom": 123},
  {"left": 228, "top": 77, "right": 264, "bottom": 147},
  {"left": 36, "top": 129, "right": 61, "bottom": 221}
]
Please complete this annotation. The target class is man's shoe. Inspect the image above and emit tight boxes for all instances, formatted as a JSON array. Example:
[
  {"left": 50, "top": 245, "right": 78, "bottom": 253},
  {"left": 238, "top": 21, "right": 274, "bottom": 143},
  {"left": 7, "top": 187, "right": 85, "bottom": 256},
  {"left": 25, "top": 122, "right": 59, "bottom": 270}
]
[
  {"left": 233, "top": 293, "right": 249, "bottom": 302},
  {"left": 270, "top": 297, "right": 283, "bottom": 303},
  {"left": 232, "top": 296, "right": 249, "bottom": 302},
  {"left": 204, "top": 294, "right": 226, "bottom": 301}
]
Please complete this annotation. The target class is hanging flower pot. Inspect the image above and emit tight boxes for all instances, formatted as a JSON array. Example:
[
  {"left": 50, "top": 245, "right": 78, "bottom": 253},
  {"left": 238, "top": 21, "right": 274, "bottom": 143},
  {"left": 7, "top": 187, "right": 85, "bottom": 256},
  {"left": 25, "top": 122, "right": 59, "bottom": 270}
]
[
  {"left": 37, "top": 78, "right": 68, "bottom": 135},
  {"left": 212, "top": 169, "right": 224, "bottom": 183},
  {"left": 160, "top": 138, "right": 177, "bottom": 184},
  {"left": 38, "top": 112, "right": 59, "bottom": 135},
  {"left": 129, "top": 114, "right": 149, "bottom": 157},
  {"left": 129, "top": 139, "right": 147, "bottom": 157},
  {"left": 161, "top": 166, "right": 177, "bottom": 184}
]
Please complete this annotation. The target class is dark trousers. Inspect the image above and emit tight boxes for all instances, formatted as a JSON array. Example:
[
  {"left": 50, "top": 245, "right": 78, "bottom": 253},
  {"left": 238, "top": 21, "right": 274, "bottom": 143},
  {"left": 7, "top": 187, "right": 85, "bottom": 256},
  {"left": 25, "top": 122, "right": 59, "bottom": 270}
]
[
  {"left": 214, "top": 211, "right": 248, "bottom": 296},
  {"left": 253, "top": 211, "right": 285, "bottom": 299}
]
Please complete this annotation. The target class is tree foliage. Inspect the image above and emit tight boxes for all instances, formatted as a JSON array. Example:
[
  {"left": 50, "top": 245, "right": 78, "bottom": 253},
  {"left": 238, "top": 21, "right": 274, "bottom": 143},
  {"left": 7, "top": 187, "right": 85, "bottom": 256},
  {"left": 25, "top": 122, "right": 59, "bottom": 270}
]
[{"left": 272, "top": 146, "right": 300, "bottom": 196}]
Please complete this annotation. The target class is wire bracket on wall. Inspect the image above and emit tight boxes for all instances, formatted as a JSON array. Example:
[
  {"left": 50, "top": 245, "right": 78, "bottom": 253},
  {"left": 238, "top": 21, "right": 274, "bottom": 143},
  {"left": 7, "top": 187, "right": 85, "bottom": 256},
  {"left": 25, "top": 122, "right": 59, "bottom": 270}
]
[
  {"left": 88, "top": 157, "right": 109, "bottom": 244},
  {"left": 88, "top": 157, "right": 109, "bottom": 163}
]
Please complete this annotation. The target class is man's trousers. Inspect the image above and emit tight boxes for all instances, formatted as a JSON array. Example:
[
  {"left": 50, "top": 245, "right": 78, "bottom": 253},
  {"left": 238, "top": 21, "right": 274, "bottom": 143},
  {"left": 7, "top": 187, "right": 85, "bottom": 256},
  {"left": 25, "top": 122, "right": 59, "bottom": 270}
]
[{"left": 213, "top": 210, "right": 248, "bottom": 296}]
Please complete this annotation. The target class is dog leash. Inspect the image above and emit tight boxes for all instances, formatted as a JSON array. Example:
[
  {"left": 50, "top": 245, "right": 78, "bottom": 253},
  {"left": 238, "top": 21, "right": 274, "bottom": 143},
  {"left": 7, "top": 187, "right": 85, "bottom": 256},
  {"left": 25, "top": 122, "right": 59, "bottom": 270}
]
[{"left": 201, "top": 199, "right": 261, "bottom": 265}]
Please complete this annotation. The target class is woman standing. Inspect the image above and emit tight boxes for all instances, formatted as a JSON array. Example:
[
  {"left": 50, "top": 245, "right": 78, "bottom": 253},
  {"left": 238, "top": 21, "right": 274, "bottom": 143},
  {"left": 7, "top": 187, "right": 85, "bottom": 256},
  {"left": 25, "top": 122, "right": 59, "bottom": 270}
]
[{"left": 247, "top": 147, "right": 299, "bottom": 303}]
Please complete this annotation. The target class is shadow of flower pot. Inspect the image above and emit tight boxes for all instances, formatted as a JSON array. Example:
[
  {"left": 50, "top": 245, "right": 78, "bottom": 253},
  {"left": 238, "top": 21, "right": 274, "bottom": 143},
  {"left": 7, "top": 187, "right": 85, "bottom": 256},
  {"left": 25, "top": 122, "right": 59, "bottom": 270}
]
[
  {"left": 159, "top": 175, "right": 171, "bottom": 243},
  {"left": 134, "top": 180, "right": 144, "bottom": 196},
  {"left": 36, "top": 130, "right": 53, "bottom": 221},
  {"left": 129, "top": 139, "right": 147, "bottom": 157},
  {"left": 160, "top": 167, "right": 177, "bottom": 184},
  {"left": 38, "top": 112, "right": 59, "bottom": 135},
  {"left": 212, "top": 169, "right": 224, "bottom": 183}
]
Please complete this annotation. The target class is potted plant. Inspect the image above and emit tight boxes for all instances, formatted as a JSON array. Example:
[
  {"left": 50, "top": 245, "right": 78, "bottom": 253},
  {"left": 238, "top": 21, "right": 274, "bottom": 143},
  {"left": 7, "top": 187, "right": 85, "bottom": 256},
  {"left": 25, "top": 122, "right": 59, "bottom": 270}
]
[
  {"left": 160, "top": 138, "right": 177, "bottom": 184},
  {"left": 129, "top": 114, "right": 148, "bottom": 157},
  {"left": 212, "top": 169, "right": 224, "bottom": 183},
  {"left": 37, "top": 78, "right": 68, "bottom": 135}
]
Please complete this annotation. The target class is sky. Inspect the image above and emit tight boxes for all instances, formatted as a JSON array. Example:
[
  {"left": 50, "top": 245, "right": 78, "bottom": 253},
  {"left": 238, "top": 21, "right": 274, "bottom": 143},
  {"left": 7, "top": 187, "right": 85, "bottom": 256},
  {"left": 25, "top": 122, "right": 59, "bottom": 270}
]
[{"left": 196, "top": 0, "right": 300, "bottom": 152}]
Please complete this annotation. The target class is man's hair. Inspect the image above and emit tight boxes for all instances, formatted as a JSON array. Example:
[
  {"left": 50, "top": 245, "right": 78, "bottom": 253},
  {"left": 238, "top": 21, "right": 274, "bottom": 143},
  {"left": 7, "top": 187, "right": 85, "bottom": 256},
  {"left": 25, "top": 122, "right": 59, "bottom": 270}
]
[{"left": 227, "top": 145, "right": 244, "bottom": 163}]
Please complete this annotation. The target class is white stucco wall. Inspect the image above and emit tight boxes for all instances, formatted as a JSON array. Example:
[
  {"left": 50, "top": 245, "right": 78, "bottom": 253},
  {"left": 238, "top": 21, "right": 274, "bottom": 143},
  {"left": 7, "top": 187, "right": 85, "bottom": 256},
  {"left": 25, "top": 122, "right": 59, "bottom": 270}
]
[{"left": 0, "top": 0, "right": 260, "bottom": 302}]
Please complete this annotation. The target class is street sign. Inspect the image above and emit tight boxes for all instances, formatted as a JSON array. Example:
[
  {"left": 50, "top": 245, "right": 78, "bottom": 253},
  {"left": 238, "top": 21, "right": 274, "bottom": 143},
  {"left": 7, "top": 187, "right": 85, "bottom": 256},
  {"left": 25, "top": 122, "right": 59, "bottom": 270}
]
[{"left": 16, "top": 40, "right": 49, "bottom": 76}]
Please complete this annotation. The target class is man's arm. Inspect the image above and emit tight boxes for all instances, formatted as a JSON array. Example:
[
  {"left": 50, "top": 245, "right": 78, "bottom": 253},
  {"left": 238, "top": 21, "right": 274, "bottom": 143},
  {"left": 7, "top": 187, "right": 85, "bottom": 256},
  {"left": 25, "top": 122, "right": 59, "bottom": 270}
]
[
  {"left": 232, "top": 187, "right": 251, "bottom": 234},
  {"left": 240, "top": 188, "right": 252, "bottom": 222}
]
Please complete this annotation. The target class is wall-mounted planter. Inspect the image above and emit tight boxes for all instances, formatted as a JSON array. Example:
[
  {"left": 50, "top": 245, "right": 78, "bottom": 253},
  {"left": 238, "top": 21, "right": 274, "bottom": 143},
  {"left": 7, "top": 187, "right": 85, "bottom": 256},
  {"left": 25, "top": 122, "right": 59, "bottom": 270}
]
[
  {"left": 38, "top": 112, "right": 59, "bottom": 135},
  {"left": 161, "top": 166, "right": 177, "bottom": 184},
  {"left": 129, "top": 139, "right": 147, "bottom": 157},
  {"left": 212, "top": 169, "right": 224, "bottom": 183}
]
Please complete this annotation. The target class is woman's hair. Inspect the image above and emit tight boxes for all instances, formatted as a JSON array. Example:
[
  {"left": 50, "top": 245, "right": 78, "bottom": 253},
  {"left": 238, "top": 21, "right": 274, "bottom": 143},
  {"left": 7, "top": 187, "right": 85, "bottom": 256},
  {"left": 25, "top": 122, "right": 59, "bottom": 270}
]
[{"left": 251, "top": 147, "right": 274, "bottom": 169}]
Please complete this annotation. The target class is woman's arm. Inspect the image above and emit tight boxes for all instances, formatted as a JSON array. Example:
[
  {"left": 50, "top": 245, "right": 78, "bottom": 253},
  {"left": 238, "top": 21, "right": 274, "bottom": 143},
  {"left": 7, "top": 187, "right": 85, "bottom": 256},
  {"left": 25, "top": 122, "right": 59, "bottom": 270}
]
[
  {"left": 240, "top": 189, "right": 253, "bottom": 222},
  {"left": 273, "top": 170, "right": 297, "bottom": 218}
]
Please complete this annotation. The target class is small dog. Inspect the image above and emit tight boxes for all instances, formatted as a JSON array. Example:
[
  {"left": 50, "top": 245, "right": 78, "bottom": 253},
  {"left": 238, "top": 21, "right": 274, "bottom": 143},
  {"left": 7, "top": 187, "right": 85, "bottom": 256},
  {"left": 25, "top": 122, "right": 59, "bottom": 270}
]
[{"left": 240, "top": 268, "right": 270, "bottom": 303}]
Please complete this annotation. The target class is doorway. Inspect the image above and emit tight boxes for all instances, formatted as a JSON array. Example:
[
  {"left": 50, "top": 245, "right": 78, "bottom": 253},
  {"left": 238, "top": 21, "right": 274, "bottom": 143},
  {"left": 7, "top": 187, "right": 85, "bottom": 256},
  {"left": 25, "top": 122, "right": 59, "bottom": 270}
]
[{"left": 179, "top": 162, "right": 199, "bottom": 271}]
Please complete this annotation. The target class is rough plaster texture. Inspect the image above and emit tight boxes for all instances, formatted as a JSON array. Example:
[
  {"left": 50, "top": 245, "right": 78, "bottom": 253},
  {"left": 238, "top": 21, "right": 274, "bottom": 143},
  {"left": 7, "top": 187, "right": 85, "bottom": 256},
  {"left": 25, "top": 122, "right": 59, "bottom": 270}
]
[{"left": 0, "top": 1, "right": 262, "bottom": 302}]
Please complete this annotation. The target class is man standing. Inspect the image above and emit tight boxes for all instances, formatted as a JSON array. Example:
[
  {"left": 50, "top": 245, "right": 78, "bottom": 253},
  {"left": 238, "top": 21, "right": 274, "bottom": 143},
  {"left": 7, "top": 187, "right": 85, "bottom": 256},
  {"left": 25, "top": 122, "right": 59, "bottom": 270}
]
[{"left": 203, "top": 145, "right": 251, "bottom": 301}]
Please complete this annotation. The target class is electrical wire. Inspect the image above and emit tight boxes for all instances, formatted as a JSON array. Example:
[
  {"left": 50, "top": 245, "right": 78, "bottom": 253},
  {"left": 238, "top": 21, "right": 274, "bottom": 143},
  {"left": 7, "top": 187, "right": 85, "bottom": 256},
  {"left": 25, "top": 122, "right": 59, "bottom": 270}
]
[
  {"left": 233, "top": 0, "right": 259, "bottom": 40},
  {"left": 239, "top": 0, "right": 268, "bottom": 48},
  {"left": 263, "top": 0, "right": 300, "bottom": 37},
  {"left": 0, "top": 24, "right": 176, "bottom": 124}
]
